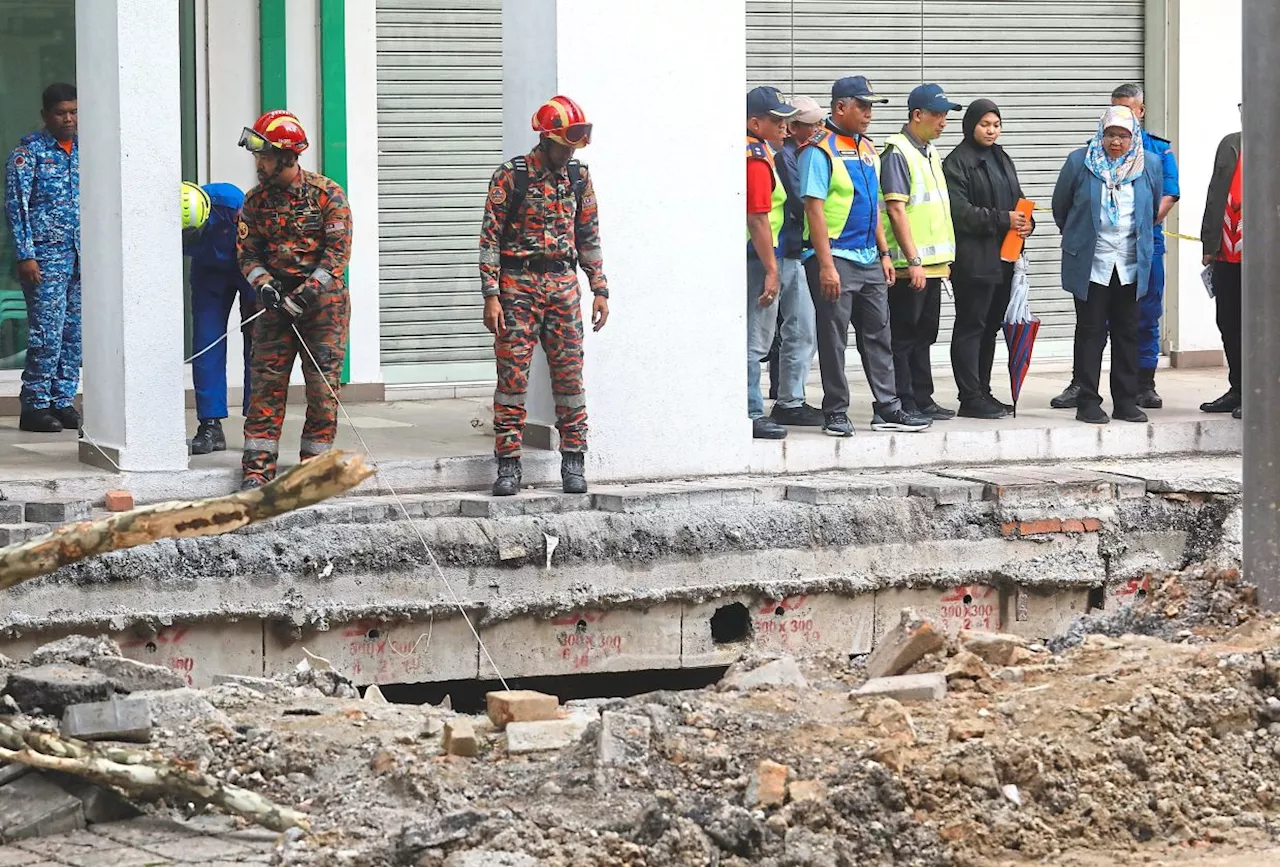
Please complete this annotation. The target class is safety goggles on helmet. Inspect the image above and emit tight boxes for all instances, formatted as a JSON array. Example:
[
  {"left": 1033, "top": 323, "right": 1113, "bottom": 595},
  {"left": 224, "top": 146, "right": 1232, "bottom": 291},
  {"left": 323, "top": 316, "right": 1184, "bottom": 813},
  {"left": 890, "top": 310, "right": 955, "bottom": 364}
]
[
  {"left": 238, "top": 127, "right": 277, "bottom": 154},
  {"left": 560, "top": 122, "right": 592, "bottom": 146}
]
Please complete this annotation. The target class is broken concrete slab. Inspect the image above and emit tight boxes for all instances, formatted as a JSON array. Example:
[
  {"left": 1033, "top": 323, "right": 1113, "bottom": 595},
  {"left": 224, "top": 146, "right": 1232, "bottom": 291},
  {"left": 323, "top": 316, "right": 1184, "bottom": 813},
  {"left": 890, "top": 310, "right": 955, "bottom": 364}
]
[
  {"left": 785, "top": 477, "right": 911, "bottom": 504},
  {"left": 0, "top": 760, "right": 29, "bottom": 786},
  {"left": 443, "top": 720, "right": 480, "bottom": 757},
  {"left": 850, "top": 672, "right": 947, "bottom": 703},
  {"left": 88, "top": 656, "right": 186, "bottom": 693},
  {"left": 486, "top": 690, "right": 559, "bottom": 730},
  {"left": 721, "top": 656, "right": 809, "bottom": 691},
  {"left": 44, "top": 771, "right": 143, "bottom": 823},
  {"left": 29, "top": 635, "right": 122, "bottom": 667},
  {"left": 943, "top": 651, "right": 991, "bottom": 682},
  {"left": 598, "top": 711, "right": 652, "bottom": 766},
  {"left": 61, "top": 697, "right": 152, "bottom": 743},
  {"left": 134, "top": 688, "right": 233, "bottom": 732},
  {"left": 24, "top": 499, "right": 92, "bottom": 525},
  {"left": 863, "top": 609, "right": 945, "bottom": 679},
  {"left": 959, "top": 631, "right": 1029, "bottom": 667},
  {"left": 895, "top": 474, "right": 985, "bottom": 505},
  {"left": 210, "top": 674, "right": 290, "bottom": 697},
  {"left": 505, "top": 716, "right": 592, "bottom": 754},
  {"left": 0, "top": 771, "right": 86, "bottom": 841},
  {"left": 5, "top": 664, "right": 115, "bottom": 716}
]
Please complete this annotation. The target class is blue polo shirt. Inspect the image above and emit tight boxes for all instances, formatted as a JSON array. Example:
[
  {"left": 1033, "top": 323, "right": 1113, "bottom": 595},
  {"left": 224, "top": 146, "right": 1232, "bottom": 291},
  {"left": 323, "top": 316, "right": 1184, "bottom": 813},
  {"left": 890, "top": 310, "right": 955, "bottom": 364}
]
[{"left": 1143, "top": 129, "right": 1180, "bottom": 251}]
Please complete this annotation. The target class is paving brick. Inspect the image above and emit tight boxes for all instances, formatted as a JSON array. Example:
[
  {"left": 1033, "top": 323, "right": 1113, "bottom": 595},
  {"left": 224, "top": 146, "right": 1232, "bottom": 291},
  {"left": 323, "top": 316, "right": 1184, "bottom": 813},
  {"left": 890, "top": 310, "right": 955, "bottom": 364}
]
[
  {"left": 864, "top": 608, "right": 945, "bottom": 679},
  {"left": 506, "top": 715, "right": 592, "bottom": 754},
  {"left": 1061, "top": 519, "right": 1086, "bottom": 533},
  {"left": 591, "top": 484, "right": 691, "bottom": 513},
  {"left": 486, "top": 690, "right": 558, "bottom": 730},
  {"left": 0, "top": 524, "right": 46, "bottom": 546},
  {"left": 745, "top": 759, "right": 789, "bottom": 807},
  {"left": 786, "top": 477, "right": 910, "bottom": 504},
  {"left": 103, "top": 491, "right": 134, "bottom": 512},
  {"left": 459, "top": 490, "right": 577, "bottom": 518},
  {"left": 1018, "top": 518, "right": 1063, "bottom": 536},
  {"left": 24, "top": 499, "right": 91, "bottom": 524},
  {"left": 61, "top": 697, "right": 152, "bottom": 743},
  {"left": 0, "top": 772, "right": 86, "bottom": 842},
  {"left": 443, "top": 719, "right": 479, "bottom": 757},
  {"left": 850, "top": 672, "right": 947, "bottom": 702},
  {"left": 899, "top": 475, "right": 985, "bottom": 505},
  {"left": 0, "top": 502, "right": 23, "bottom": 523}
]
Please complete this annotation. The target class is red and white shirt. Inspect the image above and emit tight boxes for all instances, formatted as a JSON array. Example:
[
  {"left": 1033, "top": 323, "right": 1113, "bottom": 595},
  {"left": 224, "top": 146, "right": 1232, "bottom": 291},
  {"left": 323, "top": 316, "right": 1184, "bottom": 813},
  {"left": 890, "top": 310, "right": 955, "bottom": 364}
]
[{"left": 1220, "top": 154, "right": 1242, "bottom": 264}]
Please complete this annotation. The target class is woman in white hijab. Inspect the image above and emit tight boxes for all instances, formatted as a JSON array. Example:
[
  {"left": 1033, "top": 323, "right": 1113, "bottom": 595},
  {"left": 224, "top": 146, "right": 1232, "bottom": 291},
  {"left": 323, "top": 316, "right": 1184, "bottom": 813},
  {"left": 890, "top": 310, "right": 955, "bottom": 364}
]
[{"left": 1051, "top": 105, "right": 1164, "bottom": 425}]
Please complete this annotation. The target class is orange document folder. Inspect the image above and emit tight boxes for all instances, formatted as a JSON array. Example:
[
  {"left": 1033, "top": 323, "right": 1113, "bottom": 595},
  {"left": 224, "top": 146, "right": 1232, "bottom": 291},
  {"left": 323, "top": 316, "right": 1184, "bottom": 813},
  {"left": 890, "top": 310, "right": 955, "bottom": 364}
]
[{"left": 1001, "top": 198, "right": 1035, "bottom": 262}]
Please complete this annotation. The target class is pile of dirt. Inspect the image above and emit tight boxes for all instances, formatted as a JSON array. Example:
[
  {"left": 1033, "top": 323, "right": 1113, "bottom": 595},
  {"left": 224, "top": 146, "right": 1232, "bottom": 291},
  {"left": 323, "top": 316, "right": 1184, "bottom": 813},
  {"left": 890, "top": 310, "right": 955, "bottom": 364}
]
[{"left": 3, "top": 565, "right": 1278, "bottom": 867}]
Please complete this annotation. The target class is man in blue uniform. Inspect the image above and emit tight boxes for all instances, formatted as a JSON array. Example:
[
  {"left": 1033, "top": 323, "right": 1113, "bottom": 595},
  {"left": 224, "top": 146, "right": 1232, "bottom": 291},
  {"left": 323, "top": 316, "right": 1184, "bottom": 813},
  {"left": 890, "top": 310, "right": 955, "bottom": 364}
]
[
  {"left": 1051, "top": 83, "right": 1179, "bottom": 410},
  {"left": 184, "top": 183, "right": 256, "bottom": 455},
  {"left": 4, "top": 83, "right": 80, "bottom": 433}
]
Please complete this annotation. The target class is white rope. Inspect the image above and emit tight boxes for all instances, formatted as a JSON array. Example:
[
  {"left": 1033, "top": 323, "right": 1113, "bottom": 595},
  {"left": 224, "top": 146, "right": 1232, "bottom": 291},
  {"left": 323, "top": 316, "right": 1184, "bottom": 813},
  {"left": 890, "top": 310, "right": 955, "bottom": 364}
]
[
  {"left": 184, "top": 309, "right": 265, "bottom": 364},
  {"left": 290, "top": 322, "right": 511, "bottom": 691}
]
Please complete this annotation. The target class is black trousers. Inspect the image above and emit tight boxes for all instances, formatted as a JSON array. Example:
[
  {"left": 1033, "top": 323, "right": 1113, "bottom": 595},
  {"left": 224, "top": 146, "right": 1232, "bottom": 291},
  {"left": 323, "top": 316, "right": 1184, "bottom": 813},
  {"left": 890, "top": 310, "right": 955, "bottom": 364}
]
[
  {"left": 888, "top": 277, "right": 941, "bottom": 409},
  {"left": 1073, "top": 271, "right": 1139, "bottom": 410},
  {"left": 1212, "top": 260, "right": 1242, "bottom": 393},
  {"left": 950, "top": 264, "right": 1013, "bottom": 405}
]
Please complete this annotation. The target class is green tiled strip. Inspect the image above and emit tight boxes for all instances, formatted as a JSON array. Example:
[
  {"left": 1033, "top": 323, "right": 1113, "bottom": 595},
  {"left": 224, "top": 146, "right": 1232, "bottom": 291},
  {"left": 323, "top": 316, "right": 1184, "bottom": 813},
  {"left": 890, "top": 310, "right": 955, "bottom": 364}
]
[{"left": 319, "top": 0, "right": 351, "bottom": 384}]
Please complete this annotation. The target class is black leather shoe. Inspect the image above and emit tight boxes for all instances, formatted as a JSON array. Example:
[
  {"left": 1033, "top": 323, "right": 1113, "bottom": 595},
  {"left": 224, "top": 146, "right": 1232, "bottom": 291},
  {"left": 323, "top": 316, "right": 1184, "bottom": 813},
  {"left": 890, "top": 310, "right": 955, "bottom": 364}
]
[
  {"left": 918, "top": 401, "right": 956, "bottom": 421},
  {"left": 19, "top": 409, "right": 63, "bottom": 433},
  {"left": 561, "top": 452, "right": 587, "bottom": 495},
  {"left": 1051, "top": 383, "right": 1081, "bottom": 409},
  {"left": 1113, "top": 405, "right": 1149, "bottom": 423},
  {"left": 52, "top": 405, "right": 80, "bottom": 430},
  {"left": 753, "top": 417, "right": 788, "bottom": 439},
  {"left": 1200, "top": 391, "right": 1242, "bottom": 414},
  {"left": 493, "top": 456, "right": 522, "bottom": 497},
  {"left": 958, "top": 397, "right": 1009, "bottom": 420},
  {"left": 190, "top": 419, "right": 226, "bottom": 456},
  {"left": 1076, "top": 404, "right": 1110, "bottom": 424},
  {"left": 771, "top": 403, "right": 824, "bottom": 426}
]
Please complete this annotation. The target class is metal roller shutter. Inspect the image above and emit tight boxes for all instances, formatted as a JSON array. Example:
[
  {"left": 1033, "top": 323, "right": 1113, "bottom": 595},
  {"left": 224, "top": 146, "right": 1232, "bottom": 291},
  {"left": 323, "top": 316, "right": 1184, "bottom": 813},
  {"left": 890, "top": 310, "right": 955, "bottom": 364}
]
[
  {"left": 747, "top": 0, "right": 1145, "bottom": 359},
  {"left": 377, "top": 0, "right": 503, "bottom": 383}
]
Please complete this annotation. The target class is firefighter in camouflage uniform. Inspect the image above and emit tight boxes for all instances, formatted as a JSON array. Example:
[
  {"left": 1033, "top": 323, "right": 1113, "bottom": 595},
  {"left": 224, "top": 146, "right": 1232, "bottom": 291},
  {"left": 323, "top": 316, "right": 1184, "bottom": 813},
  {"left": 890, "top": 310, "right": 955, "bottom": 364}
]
[
  {"left": 479, "top": 94, "right": 610, "bottom": 497},
  {"left": 235, "top": 110, "right": 352, "bottom": 491}
]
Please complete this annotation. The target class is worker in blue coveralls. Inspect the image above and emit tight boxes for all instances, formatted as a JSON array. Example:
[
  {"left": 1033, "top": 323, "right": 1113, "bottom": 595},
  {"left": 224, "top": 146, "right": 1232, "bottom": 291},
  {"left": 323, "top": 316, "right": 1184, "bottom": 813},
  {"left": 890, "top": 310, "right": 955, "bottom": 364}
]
[
  {"left": 184, "top": 182, "right": 257, "bottom": 455},
  {"left": 3, "top": 82, "right": 81, "bottom": 434},
  {"left": 1051, "top": 83, "right": 1179, "bottom": 411}
]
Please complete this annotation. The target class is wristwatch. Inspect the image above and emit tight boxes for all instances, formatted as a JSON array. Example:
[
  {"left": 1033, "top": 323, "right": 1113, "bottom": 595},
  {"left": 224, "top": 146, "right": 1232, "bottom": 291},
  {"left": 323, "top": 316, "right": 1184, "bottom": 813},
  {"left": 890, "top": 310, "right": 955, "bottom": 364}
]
[
  {"left": 879, "top": 250, "right": 892, "bottom": 260},
  {"left": 907, "top": 256, "right": 923, "bottom": 267}
]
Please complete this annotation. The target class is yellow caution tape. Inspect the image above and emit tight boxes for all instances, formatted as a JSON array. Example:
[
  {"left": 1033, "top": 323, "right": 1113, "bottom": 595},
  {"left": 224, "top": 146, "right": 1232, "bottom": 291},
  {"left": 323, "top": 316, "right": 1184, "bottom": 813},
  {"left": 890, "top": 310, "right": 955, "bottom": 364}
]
[{"left": 1030, "top": 205, "right": 1199, "bottom": 243}]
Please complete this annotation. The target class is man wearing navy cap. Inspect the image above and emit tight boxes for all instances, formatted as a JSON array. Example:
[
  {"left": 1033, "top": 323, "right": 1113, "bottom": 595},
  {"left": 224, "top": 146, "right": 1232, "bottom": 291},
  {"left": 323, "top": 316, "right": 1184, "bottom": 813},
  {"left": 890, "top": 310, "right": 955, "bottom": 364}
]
[
  {"left": 745, "top": 86, "right": 797, "bottom": 439},
  {"left": 798, "top": 76, "right": 931, "bottom": 435},
  {"left": 880, "top": 83, "right": 963, "bottom": 424}
]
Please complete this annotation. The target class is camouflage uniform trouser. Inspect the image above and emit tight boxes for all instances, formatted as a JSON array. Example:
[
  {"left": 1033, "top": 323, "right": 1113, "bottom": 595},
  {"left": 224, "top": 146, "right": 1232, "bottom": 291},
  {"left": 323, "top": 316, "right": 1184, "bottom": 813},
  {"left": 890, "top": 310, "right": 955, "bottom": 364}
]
[
  {"left": 20, "top": 249, "right": 81, "bottom": 411},
  {"left": 494, "top": 270, "right": 587, "bottom": 458},
  {"left": 241, "top": 286, "right": 350, "bottom": 484}
]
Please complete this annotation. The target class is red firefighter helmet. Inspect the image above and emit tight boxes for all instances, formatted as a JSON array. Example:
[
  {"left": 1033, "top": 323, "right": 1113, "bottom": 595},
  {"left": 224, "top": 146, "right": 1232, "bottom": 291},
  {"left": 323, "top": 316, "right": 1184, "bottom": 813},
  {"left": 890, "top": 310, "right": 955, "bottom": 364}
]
[
  {"left": 531, "top": 95, "right": 592, "bottom": 148},
  {"left": 239, "top": 110, "right": 309, "bottom": 156}
]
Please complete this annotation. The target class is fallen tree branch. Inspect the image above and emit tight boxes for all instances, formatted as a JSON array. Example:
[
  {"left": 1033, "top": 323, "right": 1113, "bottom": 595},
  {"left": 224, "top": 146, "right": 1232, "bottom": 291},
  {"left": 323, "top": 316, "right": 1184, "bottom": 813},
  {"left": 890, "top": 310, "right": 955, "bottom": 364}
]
[
  {"left": 0, "top": 450, "right": 374, "bottom": 589},
  {"left": 0, "top": 720, "right": 310, "bottom": 832}
]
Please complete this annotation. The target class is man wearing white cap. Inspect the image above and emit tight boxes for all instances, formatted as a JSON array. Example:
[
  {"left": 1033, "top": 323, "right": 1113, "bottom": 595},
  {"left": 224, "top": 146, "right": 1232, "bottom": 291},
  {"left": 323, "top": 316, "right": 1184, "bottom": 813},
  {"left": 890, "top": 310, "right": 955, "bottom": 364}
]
[{"left": 767, "top": 95, "right": 825, "bottom": 426}]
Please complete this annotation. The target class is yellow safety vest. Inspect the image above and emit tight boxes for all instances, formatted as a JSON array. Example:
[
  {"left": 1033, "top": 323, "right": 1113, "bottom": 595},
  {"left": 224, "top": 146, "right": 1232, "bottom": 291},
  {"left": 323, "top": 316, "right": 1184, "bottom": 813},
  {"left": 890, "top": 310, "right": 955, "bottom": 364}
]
[
  {"left": 879, "top": 133, "right": 956, "bottom": 269},
  {"left": 746, "top": 135, "right": 787, "bottom": 253}
]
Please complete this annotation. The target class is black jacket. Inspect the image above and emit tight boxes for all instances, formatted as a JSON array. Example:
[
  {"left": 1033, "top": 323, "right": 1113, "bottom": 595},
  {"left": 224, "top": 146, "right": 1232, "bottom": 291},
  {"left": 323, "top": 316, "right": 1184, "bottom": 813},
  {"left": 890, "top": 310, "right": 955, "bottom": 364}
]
[
  {"left": 1200, "top": 131, "right": 1241, "bottom": 259},
  {"left": 943, "top": 139, "right": 1027, "bottom": 285}
]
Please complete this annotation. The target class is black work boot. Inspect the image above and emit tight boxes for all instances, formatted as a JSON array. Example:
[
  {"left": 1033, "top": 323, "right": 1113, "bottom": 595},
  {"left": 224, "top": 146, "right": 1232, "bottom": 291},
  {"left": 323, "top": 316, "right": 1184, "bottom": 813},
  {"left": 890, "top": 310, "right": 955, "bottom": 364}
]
[
  {"left": 492, "top": 456, "right": 522, "bottom": 497},
  {"left": 190, "top": 419, "right": 226, "bottom": 455},
  {"left": 52, "top": 405, "right": 80, "bottom": 430},
  {"left": 1136, "top": 369, "right": 1163, "bottom": 409},
  {"left": 561, "top": 451, "right": 587, "bottom": 495},
  {"left": 1051, "top": 381, "right": 1081, "bottom": 409},
  {"left": 19, "top": 409, "right": 63, "bottom": 433}
]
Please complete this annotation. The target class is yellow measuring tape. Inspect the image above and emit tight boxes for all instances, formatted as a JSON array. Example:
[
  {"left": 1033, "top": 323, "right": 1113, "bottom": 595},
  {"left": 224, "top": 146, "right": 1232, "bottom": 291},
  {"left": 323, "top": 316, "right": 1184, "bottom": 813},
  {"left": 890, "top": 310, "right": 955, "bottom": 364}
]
[{"left": 1030, "top": 204, "right": 1199, "bottom": 242}]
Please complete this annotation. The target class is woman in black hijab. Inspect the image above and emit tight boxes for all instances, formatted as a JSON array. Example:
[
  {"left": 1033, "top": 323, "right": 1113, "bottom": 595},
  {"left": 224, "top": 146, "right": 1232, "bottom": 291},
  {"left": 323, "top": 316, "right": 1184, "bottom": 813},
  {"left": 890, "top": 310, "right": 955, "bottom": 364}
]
[{"left": 942, "top": 99, "right": 1032, "bottom": 419}]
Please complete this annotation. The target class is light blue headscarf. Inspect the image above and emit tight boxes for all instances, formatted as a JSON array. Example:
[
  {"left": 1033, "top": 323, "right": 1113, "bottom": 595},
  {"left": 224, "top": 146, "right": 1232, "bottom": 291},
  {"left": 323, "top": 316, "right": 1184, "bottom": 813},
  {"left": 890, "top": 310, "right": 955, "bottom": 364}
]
[{"left": 1085, "top": 106, "right": 1145, "bottom": 225}]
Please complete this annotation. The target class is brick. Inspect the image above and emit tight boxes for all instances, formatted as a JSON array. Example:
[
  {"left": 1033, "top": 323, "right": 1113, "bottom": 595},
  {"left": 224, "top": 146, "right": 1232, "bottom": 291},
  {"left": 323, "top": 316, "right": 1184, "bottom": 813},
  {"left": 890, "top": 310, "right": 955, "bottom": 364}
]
[
  {"left": 0, "top": 502, "right": 23, "bottom": 523},
  {"left": 863, "top": 609, "right": 945, "bottom": 679},
  {"left": 850, "top": 672, "right": 947, "bottom": 703},
  {"left": 485, "top": 690, "right": 558, "bottom": 730},
  {"left": 1018, "top": 518, "right": 1062, "bottom": 536},
  {"left": 745, "top": 759, "right": 789, "bottom": 807},
  {"left": 0, "top": 525, "right": 46, "bottom": 546},
  {"left": 24, "top": 499, "right": 91, "bottom": 524},
  {"left": 6, "top": 665, "right": 114, "bottom": 716},
  {"left": 1061, "top": 519, "right": 1086, "bottom": 533},
  {"left": 443, "top": 720, "right": 479, "bottom": 757},
  {"left": 506, "top": 716, "right": 592, "bottom": 754},
  {"left": 1082, "top": 518, "right": 1103, "bottom": 532},
  {"left": 0, "top": 772, "right": 86, "bottom": 841},
  {"left": 591, "top": 485, "right": 690, "bottom": 513},
  {"left": 104, "top": 490, "right": 134, "bottom": 512},
  {"left": 1000, "top": 522, "right": 1018, "bottom": 537},
  {"left": 785, "top": 479, "right": 910, "bottom": 504},
  {"left": 598, "top": 711, "right": 652, "bottom": 766},
  {"left": 61, "top": 697, "right": 152, "bottom": 743},
  {"left": 787, "top": 780, "right": 827, "bottom": 804}
]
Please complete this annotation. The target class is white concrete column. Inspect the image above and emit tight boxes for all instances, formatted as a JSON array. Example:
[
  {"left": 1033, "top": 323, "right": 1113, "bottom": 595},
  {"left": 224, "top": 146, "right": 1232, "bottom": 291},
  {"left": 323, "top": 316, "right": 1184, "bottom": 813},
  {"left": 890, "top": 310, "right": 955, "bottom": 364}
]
[
  {"left": 1166, "top": 0, "right": 1242, "bottom": 367},
  {"left": 344, "top": 0, "right": 383, "bottom": 386},
  {"left": 77, "top": 0, "right": 188, "bottom": 471},
  {"left": 501, "top": 0, "right": 751, "bottom": 480}
]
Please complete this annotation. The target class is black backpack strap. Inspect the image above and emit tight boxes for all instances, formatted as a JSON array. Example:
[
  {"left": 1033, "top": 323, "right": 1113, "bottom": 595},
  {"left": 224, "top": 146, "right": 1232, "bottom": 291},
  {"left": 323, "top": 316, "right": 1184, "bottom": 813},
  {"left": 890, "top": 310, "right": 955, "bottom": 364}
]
[
  {"left": 568, "top": 160, "right": 586, "bottom": 212},
  {"left": 501, "top": 156, "right": 530, "bottom": 237}
]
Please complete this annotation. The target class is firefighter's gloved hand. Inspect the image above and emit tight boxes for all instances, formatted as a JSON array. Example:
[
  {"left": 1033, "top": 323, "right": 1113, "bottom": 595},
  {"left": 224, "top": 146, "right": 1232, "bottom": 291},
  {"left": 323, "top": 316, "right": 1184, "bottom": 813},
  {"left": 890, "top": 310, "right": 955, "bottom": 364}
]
[
  {"left": 280, "top": 284, "right": 315, "bottom": 320},
  {"left": 259, "top": 279, "right": 285, "bottom": 311}
]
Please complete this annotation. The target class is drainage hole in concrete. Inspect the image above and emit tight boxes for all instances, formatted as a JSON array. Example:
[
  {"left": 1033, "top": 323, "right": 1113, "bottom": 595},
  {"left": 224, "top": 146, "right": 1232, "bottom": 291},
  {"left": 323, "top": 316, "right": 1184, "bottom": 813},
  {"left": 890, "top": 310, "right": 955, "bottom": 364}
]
[
  {"left": 710, "top": 602, "right": 752, "bottom": 645},
  {"left": 1087, "top": 586, "right": 1107, "bottom": 613},
  {"left": 374, "top": 666, "right": 729, "bottom": 715},
  {"left": 576, "top": 619, "right": 589, "bottom": 633},
  {"left": 774, "top": 606, "right": 786, "bottom": 617},
  {"left": 144, "top": 641, "right": 157, "bottom": 653},
  {"left": 366, "top": 628, "right": 382, "bottom": 641},
  {"left": 962, "top": 594, "right": 973, "bottom": 606}
]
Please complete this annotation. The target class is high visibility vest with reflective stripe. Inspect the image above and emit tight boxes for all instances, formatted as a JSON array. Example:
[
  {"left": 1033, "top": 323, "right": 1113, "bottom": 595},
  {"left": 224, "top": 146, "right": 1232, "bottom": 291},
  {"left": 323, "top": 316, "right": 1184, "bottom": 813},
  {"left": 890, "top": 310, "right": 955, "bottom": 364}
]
[
  {"left": 801, "top": 131, "right": 882, "bottom": 254},
  {"left": 746, "top": 135, "right": 787, "bottom": 255},
  {"left": 879, "top": 133, "right": 956, "bottom": 269}
]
